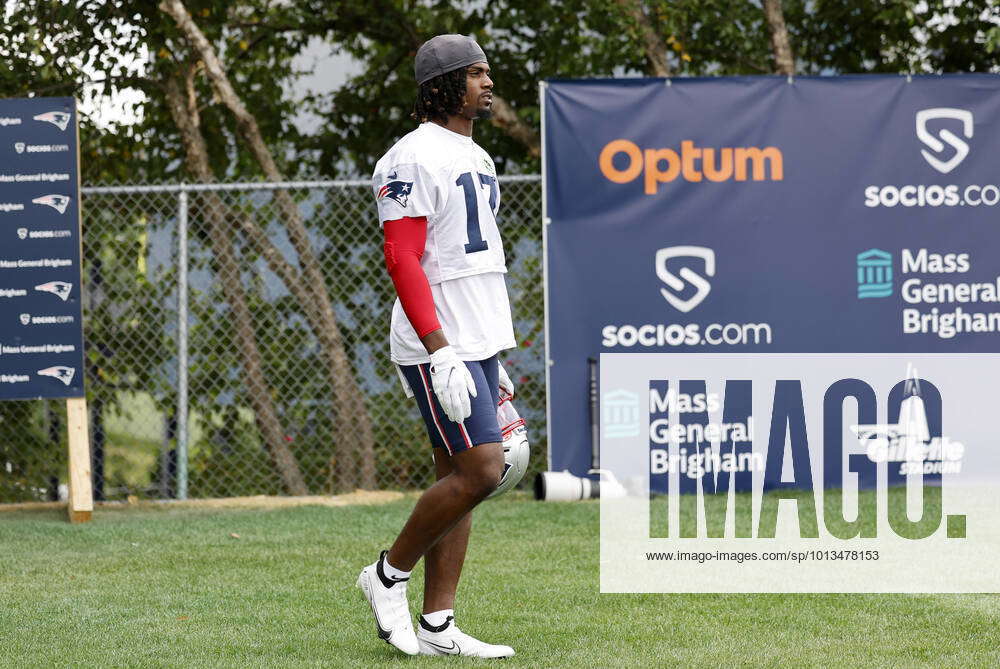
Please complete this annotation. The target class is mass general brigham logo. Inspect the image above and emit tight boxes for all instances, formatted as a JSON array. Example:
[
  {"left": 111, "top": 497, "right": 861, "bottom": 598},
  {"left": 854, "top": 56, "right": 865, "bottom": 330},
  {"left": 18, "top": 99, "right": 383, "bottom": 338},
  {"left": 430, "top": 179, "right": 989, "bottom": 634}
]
[
  {"left": 603, "top": 389, "right": 640, "bottom": 439},
  {"left": 857, "top": 249, "right": 892, "bottom": 299}
]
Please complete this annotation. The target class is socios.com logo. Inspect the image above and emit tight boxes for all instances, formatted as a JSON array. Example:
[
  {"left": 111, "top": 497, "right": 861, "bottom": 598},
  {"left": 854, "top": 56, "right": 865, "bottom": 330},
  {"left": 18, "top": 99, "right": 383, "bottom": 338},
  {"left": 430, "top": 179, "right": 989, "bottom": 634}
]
[
  {"left": 916, "top": 108, "right": 972, "bottom": 174},
  {"left": 655, "top": 246, "right": 715, "bottom": 312},
  {"left": 599, "top": 140, "right": 783, "bottom": 194},
  {"left": 864, "top": 107, "right": 997, "bottom": 208},
  {"left": 857, "top": 249, "right": 892, "bottom": 299}
]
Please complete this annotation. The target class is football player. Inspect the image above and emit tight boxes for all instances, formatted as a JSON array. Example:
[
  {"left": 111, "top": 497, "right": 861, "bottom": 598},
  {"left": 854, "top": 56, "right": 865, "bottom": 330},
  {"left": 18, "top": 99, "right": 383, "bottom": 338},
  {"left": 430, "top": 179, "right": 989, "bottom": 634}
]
[{"left": 356, "top": 34, "right": 517, "bottom": 658}]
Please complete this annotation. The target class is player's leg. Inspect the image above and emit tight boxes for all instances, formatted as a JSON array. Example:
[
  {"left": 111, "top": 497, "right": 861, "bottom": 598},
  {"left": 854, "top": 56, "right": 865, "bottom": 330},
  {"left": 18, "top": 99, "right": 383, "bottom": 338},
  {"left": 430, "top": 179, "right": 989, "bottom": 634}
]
[
  {"left": 417, "top": 455, "right": 514, "bottom": 659},
  {"left": 410, "top": 357, "right": 513, "bottom": 658},
  {"left": 386, "top": 356, "right": 502, "bottom": 569},
  {"left": 356, "top": 442, "right": 501, "bottom": 655},
  {"left": 421, "top": 356, "right": 499, "bottom": 613},
  {"left": 421, "top": 449, "right": 471, "bottom": 615},
  {"left": 356, "top": 358, "right": 503, "bottom": 656}
]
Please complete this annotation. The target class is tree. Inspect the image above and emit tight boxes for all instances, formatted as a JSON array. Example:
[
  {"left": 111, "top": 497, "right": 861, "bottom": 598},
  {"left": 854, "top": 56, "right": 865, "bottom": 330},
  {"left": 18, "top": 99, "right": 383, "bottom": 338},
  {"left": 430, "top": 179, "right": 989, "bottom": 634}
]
[
  {"left": 764, "top": 0, "right": 796, "bottom": 74},
  {"left": 1, "top": 0, "right": 996, "bottom": 500},
  {"left": 1, "top": 0, "right": 380, "bottom": 494},
  {"left": 294, "top": 0, "right": 997, "bottom": 175},
  {"left": 158, "top": 0, "right": 377, "bottom": 490}
]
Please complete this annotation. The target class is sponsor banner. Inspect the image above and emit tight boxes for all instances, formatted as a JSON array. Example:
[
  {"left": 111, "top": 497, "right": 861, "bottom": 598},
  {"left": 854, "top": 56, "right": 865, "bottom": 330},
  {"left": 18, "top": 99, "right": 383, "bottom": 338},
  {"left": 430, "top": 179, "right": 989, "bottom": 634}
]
[
  {"left": 600, "top": 353, "right": 1000, "bottom": 593},
  {"left": 0, "top": 96, "right": 83, "bottom": 399},
  {"left": 543, "top": 75, "right": 1000, "bottom": 477}
]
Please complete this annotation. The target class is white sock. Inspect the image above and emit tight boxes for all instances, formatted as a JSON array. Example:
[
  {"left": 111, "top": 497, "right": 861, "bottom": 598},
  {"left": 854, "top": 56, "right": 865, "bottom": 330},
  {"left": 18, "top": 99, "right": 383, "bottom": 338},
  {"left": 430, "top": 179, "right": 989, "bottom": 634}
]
[
  {"left": 423, "top": 609, "right": 454, "bottom": 628},
  {"left": 382, "top": 556, "right": 411, "bottom": 581}
]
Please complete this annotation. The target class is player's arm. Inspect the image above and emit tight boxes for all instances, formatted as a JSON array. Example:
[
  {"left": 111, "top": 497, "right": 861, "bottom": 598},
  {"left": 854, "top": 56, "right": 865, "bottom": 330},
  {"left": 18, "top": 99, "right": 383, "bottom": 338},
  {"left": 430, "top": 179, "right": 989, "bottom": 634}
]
[
  {"left": 383, "top": 216, "right": 476, "bottom": 421},
  {"left": 382, "top": 216, "right": 444, "bottom": 351}
]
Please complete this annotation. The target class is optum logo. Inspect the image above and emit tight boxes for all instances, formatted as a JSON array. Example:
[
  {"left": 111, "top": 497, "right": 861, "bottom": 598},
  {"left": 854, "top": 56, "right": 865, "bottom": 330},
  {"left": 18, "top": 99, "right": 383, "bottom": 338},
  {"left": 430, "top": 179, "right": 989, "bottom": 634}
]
[{"left": 599, "top": 139, "right": 784, "bottom": 194}]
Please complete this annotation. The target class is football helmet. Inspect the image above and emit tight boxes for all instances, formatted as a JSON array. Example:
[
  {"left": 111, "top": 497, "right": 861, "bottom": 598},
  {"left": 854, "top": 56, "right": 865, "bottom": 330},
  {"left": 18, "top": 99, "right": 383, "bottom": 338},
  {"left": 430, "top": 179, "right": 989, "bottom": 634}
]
[{"left": 488, "top": 389, "right": 529, "bottom": 499}]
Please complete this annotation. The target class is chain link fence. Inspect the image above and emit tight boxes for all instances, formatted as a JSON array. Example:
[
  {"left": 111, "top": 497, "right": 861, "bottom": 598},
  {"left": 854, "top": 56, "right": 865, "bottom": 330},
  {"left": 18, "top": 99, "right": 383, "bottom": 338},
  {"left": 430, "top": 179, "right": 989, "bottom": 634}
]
[{"left": 0, "top": 176, "right": 545, "bottom": 502}]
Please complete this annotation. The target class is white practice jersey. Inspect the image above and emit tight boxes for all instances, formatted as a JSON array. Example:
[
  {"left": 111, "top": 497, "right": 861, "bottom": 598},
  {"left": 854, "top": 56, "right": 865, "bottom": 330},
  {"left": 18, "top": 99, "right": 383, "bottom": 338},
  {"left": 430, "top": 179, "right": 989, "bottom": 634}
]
[{"left": 373, "top": 122, "right": 516, "bottom": 365}]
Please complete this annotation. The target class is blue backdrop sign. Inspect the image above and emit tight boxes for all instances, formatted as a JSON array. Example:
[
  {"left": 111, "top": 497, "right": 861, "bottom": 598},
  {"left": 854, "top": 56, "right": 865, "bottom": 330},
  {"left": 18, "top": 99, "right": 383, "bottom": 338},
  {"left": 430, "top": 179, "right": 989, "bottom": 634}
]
[
  {"left": 0, "top": 97, "right": 84, "bottom": 399},
  {"left": 543, "top": 75, "right": 1000, "bottom": 479}
]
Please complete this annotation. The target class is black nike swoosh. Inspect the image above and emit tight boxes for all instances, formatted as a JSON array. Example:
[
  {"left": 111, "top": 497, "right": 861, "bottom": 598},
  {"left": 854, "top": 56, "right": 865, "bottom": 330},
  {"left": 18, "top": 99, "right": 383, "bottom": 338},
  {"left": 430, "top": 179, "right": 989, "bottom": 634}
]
[
  {"left": 425, "top": 639, "right": 460, "bottom": 655},
  {"left": 362, "top": 574, "right": 393, "bottom": 641}
]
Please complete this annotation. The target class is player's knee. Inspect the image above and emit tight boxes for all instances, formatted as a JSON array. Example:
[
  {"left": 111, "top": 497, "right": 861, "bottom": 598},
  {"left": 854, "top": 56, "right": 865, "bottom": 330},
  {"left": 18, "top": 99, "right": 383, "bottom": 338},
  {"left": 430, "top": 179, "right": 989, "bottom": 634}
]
[
  {"left": 456, "top": 448, "right": 504, "bottom": 499},
  {"left": 478, "top": 459, "right": 505, "bottom": 497}
]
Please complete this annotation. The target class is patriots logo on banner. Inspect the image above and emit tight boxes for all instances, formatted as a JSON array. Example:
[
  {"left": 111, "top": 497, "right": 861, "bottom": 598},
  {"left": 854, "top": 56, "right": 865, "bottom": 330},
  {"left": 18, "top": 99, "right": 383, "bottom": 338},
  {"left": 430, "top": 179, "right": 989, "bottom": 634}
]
[
  {"left": 32, "top": 194, "right": 70, "bottom": 214},
  {"left": 378, "top": 172, "right": 414, "bottom": 207},
  {"left": 35, "top": 281, "right": 72, "bottom": 301},
  {"left": 37, "top": 365, "right": 75, "bottom": 386},
  {"left": 33, "top": 111, "right": 71, "bottom": 131}
]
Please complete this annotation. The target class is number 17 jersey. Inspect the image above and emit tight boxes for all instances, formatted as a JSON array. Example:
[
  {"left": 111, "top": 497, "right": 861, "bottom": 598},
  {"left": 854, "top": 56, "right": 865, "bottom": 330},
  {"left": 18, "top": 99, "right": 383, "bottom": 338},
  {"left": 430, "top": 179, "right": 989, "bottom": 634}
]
[{"left": 373, "top": 122, "right": 516, "bottom": 365}]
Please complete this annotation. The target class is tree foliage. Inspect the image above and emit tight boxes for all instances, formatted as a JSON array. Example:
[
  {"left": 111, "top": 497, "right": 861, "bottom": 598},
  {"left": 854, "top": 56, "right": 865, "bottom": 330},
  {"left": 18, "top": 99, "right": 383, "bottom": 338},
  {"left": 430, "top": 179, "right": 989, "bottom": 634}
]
[
  {"left": 2, "top": 0, "right": 996, "bottom": 180},
  {"left": 0, "top": 0, "right": 996, "bottom": 498}
]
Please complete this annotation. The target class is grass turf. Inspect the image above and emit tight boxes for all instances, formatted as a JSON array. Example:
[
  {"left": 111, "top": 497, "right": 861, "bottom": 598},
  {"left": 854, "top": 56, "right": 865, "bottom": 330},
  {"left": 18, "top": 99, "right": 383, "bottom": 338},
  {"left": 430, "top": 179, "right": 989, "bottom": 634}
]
[{"left": 1, "top": 495, "right": 998, "bottom": 668}]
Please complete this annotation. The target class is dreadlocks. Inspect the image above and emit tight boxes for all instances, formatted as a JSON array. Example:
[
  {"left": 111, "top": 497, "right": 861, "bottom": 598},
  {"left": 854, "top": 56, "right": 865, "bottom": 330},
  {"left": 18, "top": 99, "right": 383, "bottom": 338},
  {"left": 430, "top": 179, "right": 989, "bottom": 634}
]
[{"left": 411, "top": 68, "right": 467, "bottom": 124}]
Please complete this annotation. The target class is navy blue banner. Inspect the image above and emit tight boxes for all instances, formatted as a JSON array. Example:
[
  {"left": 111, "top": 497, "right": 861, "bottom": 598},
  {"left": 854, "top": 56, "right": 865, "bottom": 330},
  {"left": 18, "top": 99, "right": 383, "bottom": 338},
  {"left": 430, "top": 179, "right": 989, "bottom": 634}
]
[
  {"left": 543, "top": 75, "right": 1000, "bottom": 477},
  {"left": 0, "top": 97, "right": 84, "bottom": 399}
]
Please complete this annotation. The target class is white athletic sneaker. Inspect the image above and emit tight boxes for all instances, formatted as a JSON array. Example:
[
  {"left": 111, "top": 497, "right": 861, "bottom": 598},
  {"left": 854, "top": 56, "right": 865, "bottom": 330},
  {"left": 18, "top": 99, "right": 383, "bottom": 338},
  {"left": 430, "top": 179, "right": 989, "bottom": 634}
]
[
  {"left": 416, "top": 615, "right": 515, "bottom": 658},
  {"left": 356, "top": 551, "right": 419, "bottom": 656}
]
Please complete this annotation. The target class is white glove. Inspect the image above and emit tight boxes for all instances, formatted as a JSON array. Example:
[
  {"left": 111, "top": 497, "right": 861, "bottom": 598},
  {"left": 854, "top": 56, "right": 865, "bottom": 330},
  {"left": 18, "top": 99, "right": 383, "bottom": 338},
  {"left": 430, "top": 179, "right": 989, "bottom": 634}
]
[
  {"left": 497, "top": 361, "right": 515, "bottom": 399},
  {"left": 429, "top": 346, "right": 477, "bottom": 423}
]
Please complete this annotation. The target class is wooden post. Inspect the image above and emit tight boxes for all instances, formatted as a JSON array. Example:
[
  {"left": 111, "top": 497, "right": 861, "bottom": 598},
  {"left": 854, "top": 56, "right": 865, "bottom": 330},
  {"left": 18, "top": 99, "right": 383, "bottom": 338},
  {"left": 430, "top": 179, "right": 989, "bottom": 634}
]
[{"left": 66, "top": 397, "right": 93, "bottom": 523}]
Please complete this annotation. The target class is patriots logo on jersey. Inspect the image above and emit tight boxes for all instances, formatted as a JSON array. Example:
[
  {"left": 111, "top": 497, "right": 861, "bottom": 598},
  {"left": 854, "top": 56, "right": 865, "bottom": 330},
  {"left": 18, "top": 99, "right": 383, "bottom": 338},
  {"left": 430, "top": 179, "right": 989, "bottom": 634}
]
[
  {"left": 378, "top": 178, "right": 414, "bottom": 207},
  {"left": 33, "top": 111, "right": 71, "bottom": 131}
]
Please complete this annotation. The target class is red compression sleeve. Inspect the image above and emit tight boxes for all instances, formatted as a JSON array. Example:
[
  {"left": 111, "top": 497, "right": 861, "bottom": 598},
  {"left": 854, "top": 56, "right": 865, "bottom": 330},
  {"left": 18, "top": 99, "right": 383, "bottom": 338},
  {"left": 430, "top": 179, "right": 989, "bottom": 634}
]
[{"left": 383, "top": 216, "right": 442, "bottom": 338}]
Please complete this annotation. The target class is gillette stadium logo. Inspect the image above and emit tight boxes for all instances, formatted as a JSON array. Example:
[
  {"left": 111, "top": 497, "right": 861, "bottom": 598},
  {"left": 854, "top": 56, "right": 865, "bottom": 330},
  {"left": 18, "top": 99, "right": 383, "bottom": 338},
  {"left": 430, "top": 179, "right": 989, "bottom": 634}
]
[
  {"left": 852, "top": 370, "right": 965, "bottom": 476},
  {"left": 865, "top": 107, "right": 1000, "bottom": 208},
  {"left": 33, "top": 111, "right": 71, "bottom": 131}
]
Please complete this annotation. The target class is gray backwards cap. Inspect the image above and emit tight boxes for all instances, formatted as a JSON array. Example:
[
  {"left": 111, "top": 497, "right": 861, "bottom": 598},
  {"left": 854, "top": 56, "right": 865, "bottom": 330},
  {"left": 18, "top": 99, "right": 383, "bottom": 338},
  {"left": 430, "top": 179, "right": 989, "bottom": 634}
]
[{"left": 414, "top": 34, "right": 487, "bottom": 85}]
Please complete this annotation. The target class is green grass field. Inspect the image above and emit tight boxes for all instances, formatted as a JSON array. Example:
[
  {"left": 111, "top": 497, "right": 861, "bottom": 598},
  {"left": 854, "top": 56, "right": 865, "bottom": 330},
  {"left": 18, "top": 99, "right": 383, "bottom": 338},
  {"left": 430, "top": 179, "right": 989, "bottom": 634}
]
[{"left": 2, "top": 495, "right": 998, "bottom": 668}]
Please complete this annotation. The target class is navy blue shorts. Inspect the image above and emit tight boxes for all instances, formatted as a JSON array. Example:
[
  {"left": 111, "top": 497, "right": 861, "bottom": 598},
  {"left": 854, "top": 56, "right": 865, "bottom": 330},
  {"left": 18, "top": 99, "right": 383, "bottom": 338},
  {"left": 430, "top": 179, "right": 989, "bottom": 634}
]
[{"left": 401, "top": 355, "right": 501, "bottom": 455}]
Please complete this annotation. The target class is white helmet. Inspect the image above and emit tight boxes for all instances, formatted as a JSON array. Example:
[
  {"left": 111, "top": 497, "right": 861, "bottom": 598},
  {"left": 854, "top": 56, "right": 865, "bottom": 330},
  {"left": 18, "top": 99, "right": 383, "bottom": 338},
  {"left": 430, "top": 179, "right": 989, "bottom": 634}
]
[{"left": 488, "top": 389, "right": 530, "bottom": 499}]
